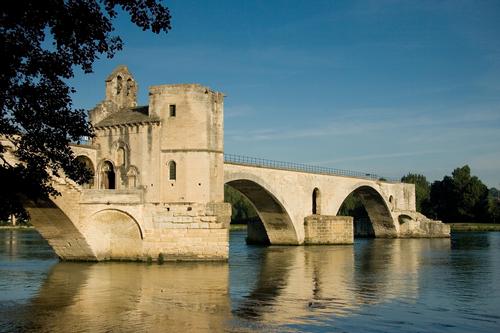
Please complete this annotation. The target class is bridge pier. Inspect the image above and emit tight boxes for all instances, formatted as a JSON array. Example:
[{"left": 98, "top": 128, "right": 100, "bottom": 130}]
[{"left": 303, "top": 215, "right": 353, "bottom": 245}]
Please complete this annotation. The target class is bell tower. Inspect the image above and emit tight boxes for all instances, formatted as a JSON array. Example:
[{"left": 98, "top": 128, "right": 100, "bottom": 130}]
[
  {"left": 105, "top": 65, "right": 137, "bottom": 109},
  {"left": 90, "top": 65, "right": 138, "bottom": 124}
]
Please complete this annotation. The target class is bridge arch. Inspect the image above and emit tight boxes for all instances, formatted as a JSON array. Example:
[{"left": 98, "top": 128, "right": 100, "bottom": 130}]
[
  {"left": 24, "top": 198, "right": 97, "bottom": 260},
  {"left": 337, "top": 184, "right": 397, "bottom": 238},
  {"left": 225, "top": 175, "right": 299, "bottom": 245},
  {"left": 84, "top": 209, "right": 143, "bottom": 260}
]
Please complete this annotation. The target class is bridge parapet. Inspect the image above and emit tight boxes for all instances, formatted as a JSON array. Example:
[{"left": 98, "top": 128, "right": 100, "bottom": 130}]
[{"left": 224, "top": 154, "right": 395, "bottom": 182}]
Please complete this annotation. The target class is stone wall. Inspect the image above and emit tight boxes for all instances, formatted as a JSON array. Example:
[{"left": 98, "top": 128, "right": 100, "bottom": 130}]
[
  {"left": 144, "top": 202, "right": 231, "bottom": 260},
  {"left": 304, "top": 215, "right": 353, "bottom": 245}
]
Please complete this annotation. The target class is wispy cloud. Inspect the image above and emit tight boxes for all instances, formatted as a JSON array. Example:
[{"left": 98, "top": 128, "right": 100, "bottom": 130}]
[
  {"left": 226, "top": 106, "right": 500, "bottom": 143},
  {"left": 225, "top": 104, "right": 254, "bottom": 118},
  {"left": 309, "top": 150, "right": 445, "bottom": 165}
]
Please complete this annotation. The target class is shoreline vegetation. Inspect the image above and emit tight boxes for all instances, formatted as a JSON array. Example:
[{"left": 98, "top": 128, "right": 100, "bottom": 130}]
[{"left": 448, "top": 223, "right": 500, "bottom": 232}]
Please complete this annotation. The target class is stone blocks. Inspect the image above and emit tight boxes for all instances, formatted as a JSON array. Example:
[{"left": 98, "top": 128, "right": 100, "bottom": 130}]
[{"left": 304, "top": 215, "right": 353, "bottom": 245}]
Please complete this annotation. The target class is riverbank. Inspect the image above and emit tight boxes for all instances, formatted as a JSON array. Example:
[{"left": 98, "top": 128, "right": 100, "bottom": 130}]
[
  {"left": 229, "top": 224, "right": 247, "bottom": 231},
  {"left": 448, "top": 223, "right": 500, "bottom": 232},
  {"left": 0, "top": 225, "right": 34, "bottom": 230}
]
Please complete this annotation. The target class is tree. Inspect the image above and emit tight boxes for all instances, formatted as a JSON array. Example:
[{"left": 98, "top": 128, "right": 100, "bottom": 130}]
[
  {"left": 338, "top": 193, "right": 369, "bottom": 219},
  {"left": 488, "top": 188, "right": 500, "bottom": 223},
  {"left": 0, "top": 1, "right": 171, "bottom": 220},
  {"left": 401, "top": 173, "right": 431, "bottom": 214},
  {"left": 429, "top": 165, "right": 489, "bottom": 222},
  {"left": 224, "top": 185, "right": 258, "bottom": 224}
]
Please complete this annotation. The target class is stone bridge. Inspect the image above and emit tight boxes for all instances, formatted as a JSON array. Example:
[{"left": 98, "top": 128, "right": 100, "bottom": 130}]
[
  {"left": 224, "top": 157, "right": 446, "bottom": 246},
  {"left": 1, "top": 66, "right": 449, "bottom": 261}
]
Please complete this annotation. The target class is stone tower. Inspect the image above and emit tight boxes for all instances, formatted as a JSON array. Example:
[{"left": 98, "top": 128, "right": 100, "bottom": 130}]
[{"left": 148, "top": 84, "right": 225, "bottom": 204}]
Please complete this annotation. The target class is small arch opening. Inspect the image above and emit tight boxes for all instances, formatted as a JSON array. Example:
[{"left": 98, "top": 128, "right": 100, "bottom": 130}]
[
  {"left": 76, "top": 155, "right": 95, "bottom": 189},
  {"left": 126, "top": 78, "right": 133, "bottom": 96},
  {"left": 116, "top": 147, "right": 126, "bottom": 166},
  {"left": 116, "top": 76, "right": 122, "bottom": 95},
  {"left": 168, "top": 161, "right": 177, "bottom": 180},
  {"left": 312, "top": 187, "right": 321, "bottom": 215},
  {"left": 101, "top": 161, "right": 116, "bottom": 189},
  {"left": 127, "top": 167, "right": 138, "bottom": 188}
]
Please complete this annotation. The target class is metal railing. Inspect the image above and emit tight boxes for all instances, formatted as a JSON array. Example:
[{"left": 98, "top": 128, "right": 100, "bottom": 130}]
[{"left": 224, "top": 154, "right": 395, "bottom": 181}]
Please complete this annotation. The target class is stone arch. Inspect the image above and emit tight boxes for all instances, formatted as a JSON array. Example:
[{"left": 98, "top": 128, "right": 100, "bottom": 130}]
[
  {"left": 23, "top": 198, "right": 97, "bottom": 260},
  {"left": 337, "top": 185, "right": 397, "bottom": 238},
  {"left": 85, "top": 209, "right": 143, "bottom": 260},
  {"left": 112, "top": 140, "right": 131, "bottom": 188},
  {"left": 98, "top": 160, "right": 116, "bottom": 189},
  {"left": 126, "top": 78, "right": 134, "bottom": 96},
  {"left": 112, "top": 140, "right": 130, "bottom": 165},
  {"left": 398, "top": 214, "right": 412, "bottom": 224},
  {"left": 76, "top": 155, "right": 95, "bottom": 189},
  {"left": 225, "top": 177, "right": 299, "bottom": 245},
  {"left": 126, "top": 165, "right": 139, "bottom": 188},
  {"left": 312, "top": 187, "right": 321, "bottom": 215}
]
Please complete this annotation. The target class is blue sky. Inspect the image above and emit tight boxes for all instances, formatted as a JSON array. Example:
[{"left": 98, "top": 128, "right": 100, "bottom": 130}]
[{"left": 70, "top": 0, "right": 500, "bottom": 187}]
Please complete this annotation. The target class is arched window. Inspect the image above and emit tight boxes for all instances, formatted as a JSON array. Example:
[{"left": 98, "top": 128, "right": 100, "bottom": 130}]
[
  {"left": 116, "top": 76, "right": 122, "bottom": 95},
  {"left": 101, "top": 161, "right": 116, "bottom": 189},
  {"left": 312, "top": 188, "right": 321, "bottom": 215},
  {"left": 126, "top": 78, "right": 133, "bottom": 96},
  {"left": 76, "top": 155, "right": 95, "bottom": 189},
  {"left": 127, "top": 167, "right": 138, "bottom": 188},
  {"left": 168, "top": 161, "right": 176, "bottom": 180},
  {"left": 116, "top": 147, "right": 126, "bottom": 166}
]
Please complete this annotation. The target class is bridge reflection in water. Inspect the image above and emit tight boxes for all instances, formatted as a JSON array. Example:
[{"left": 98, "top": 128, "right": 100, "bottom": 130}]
[{"left": 7, "top": 231, "right": 452, "bottom": 332}]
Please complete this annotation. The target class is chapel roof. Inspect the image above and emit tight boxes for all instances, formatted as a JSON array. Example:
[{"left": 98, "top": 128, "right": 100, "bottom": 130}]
[{"left": 94, "top": 106, "right": 160, "bottom": 128}]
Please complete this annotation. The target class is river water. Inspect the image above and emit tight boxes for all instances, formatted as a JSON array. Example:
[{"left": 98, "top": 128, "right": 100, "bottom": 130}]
[{"left": 0, "top": 229, "right": 499, "bottom": 333}]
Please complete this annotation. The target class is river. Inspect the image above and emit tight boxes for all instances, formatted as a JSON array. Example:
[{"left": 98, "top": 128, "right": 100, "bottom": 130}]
[{"left": 1, "top": 229, "right": 499, "bottom": 332}]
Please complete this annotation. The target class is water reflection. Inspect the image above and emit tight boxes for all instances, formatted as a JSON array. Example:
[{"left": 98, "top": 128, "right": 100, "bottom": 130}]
[
  {"left": 2, "top": 230, "right": 499, "bottom": 333},
  {"left": 23, "top": 262, "right": 231, "bottom": 332},
  {"left": 233, "top": 238, "right": 452, "bottom": 327}
]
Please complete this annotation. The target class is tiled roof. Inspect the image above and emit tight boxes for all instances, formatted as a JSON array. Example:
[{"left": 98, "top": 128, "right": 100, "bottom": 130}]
[{"left": 95, "top": 106, "right": 160, "bottom": 127}]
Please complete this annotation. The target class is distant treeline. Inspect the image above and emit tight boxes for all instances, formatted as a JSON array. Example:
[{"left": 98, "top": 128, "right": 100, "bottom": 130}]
[
  {"left": 401, "top": 165, "right": 499, "bottom": 223},
  {"left": 225, "top": 165, "right": 500, "bottom": 224}
]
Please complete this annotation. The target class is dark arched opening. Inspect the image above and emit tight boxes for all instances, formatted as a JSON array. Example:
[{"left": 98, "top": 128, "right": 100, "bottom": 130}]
[
  {"left": 312, "top": 187, "right": 321, "bottom": 215},
  {"left": 76, "top": 155, "right": 95, "bottom": 189},
  {"left": 337, "top": 186, "right": 396, "bottom": 238},
  {"left": 225, "top": 179, "right": 298, "bottom": 246},
  {"left": 116, "top": 75, "right": 122, "bottom": 94},
  {"left": 168, "top": 161, "right": 176, "bottom": 180},
  {"left": 101, "top": 161, "right": 115, "bottom": 190}
]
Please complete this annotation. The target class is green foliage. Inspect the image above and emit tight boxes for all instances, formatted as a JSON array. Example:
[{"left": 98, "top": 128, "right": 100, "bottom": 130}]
[
  {"left": 429, "top": 165, "right": 490, "bottom": 222},
  {"left": 401, "top": 173, "right": 431, "bottom": 214},
  {"left": 224, "top": 185, "right": 258, "bottom": 224},
  {"left": 338, "top": 193, "right": 369, "bottom": 218},
  {"left": 157, "top": 252, "right": 164, "bottom": 265},
  {"left": 0, "top": 1, "right": 171, "bottom": 220},
  {"left": 489, "top": 187, "right": 500, "bottom": 223}
]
